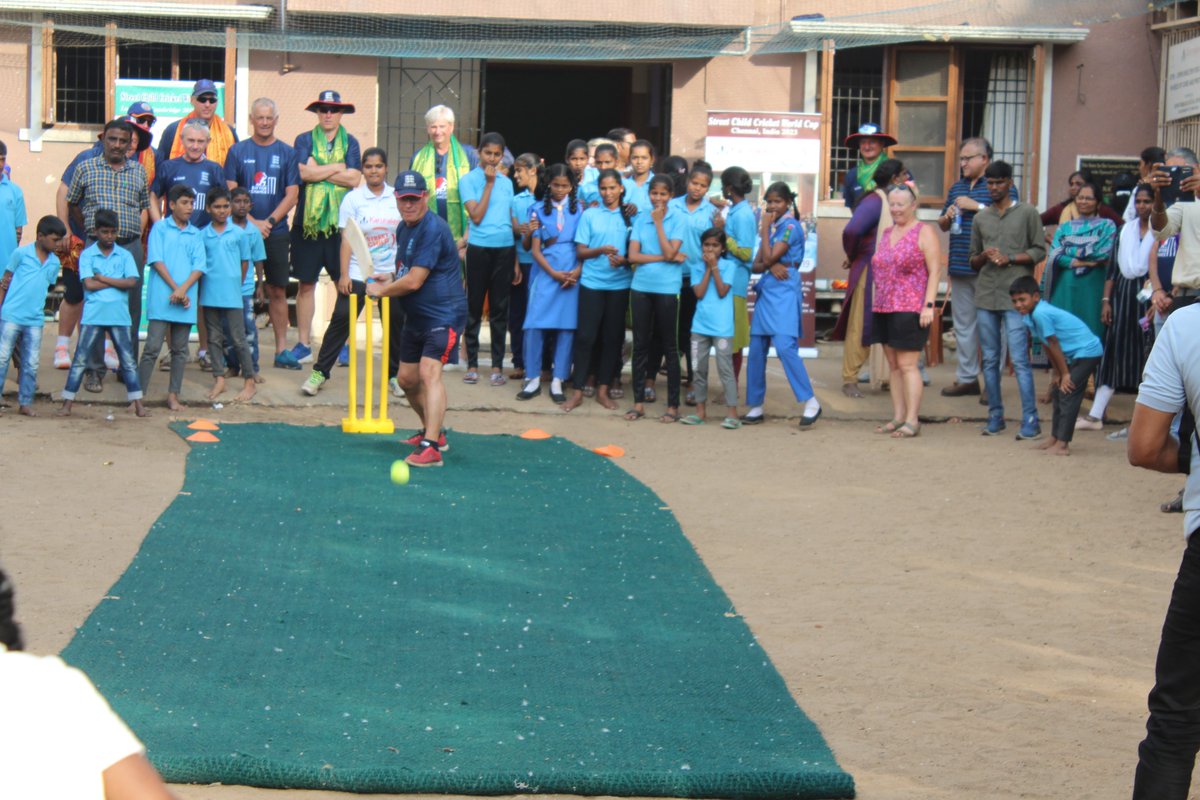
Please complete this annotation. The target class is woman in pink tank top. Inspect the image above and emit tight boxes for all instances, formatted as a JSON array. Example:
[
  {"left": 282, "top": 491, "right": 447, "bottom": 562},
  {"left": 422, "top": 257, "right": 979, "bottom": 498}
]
[{"left": 870, "top": 183, "right": 942, "bottom": 438}]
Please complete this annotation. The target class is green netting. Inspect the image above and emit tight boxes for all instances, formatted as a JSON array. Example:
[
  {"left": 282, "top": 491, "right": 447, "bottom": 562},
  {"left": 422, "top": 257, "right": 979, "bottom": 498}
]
[{"left": 60, "top": 423, "right": 855, "bottom": 799}]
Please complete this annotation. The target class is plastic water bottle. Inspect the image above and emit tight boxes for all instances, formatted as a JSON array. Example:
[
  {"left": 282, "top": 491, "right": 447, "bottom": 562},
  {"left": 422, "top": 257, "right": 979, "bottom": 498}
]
[{"left": 949, "top": 209, "right": 962, "bottom": 235}]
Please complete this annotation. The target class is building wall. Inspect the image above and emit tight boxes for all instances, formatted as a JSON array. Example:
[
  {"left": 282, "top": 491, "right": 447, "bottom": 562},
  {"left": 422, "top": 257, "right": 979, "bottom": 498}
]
[
  {"left": 1046, "top": 15, "right": 1160, "bottom": 200},
  {"left": 285, "top": 0, "right": 754, "bottom": 26}
]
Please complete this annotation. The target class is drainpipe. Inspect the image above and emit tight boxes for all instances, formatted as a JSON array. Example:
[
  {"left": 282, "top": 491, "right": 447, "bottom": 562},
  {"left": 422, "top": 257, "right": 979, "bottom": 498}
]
[
  {"left": 280, "top": 0, "right": 296, "bottom": 74},
  {"left": 718, "top": 27, "right": 752, "bottom": 56}
]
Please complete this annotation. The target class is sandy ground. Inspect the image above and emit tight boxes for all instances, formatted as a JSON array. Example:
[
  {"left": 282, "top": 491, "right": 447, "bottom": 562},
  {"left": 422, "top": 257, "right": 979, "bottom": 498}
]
[{"left": 0, "top": 334, "right": 1187, "bottom": 800}]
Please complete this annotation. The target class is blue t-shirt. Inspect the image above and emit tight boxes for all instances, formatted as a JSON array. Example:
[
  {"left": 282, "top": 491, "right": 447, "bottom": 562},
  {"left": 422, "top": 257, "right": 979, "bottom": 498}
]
[
  {"left": 395, "top": 211, "right": 468, "bottom": 330},
  {"left": 630, "top": 208, "right": 686, "bottom": 294},
  {"left": 725, "top": 200, "right": 756, "bottom": 298},
  {"left": 579, "top": 176, "right": 638, "bottom": 209},
  {"left": 624, "top": 172, "right": 655, "bottom": 215},
  {"left": 224, "top": 139, "right": 300, "bottom": 236},
  {"left": 232, "top": 220, "right": 267, "bottom": 297},
  {"left": 511, "top": 189, "right": 537, "bottom": 264},
  {"left": 201, "top": 223, "right": 251, "bottom": 309},
  {"left": 79, "top": 243, "right": 137, "bottom": 326},
  {"left": 146, "top": 218, "right": 205, "bottom": 323},
  {"left": 152, "top": 157, "right": 226, "bottom": 228},
  {"left": 0, "top": 175, "right": 28, "bottom": 266},
  {"left": 292, "top": 129, "right": 363, "bottom": 222},
  {"left": 575, "top": 206, "right": 632, "bottom": 291},
  {"left": 1024, "top": 300, "right": 1103, "bottom": 359},
  {"left": 0, "top": 244, "right": 59, "bottom": 326},
  {"left": 669, "top": 195, "right": 716, "bottom": 282},
  {"left": 459, "top": 167, "right": 515, "bottom": 248},
  {"left": 690, "top": 256, "right": 736, "bottom": 338}
]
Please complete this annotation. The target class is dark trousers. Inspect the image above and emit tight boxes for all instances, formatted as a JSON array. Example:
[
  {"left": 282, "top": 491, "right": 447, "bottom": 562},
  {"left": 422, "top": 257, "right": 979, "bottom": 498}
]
[
  {"left": 464, "top": 243, "right": 516, "bottom": 369},
  {"left": 632, "top": 290, "right": 680, "bottom": 407},
  {"left": 1051, "top": 356, "right": 1101, "bottom": 443},
  {"left": 509, "top": 262, "right": 531, "bottom": 370},
  {"left": 86, "top": 237, "right": 146, "bottom": 377},
  {"left": 203, "top": 306, "right": 254, "bottom": 380},
  {"left": 137, "top": 320, "right": 190, "bottom": 397},
  {"left": 315, "top": 281, "right": 367, "bottom": 379},
  {"left": 1134, "top": 530, "right": 1200, "bottom": 800},
  {"left": 572, "top": 286, "right": 628, "bottom": 389},
  {"left": 678, "top": 278, "right": 697, "bottom": 385}
]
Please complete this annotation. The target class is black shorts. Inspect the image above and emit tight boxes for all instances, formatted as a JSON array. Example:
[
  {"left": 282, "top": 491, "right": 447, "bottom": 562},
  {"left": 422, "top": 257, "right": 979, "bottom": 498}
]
[
  {"left": 291, "top": 230, "right": 341, "bottom": 284},
  {"left": 871, "top": 311, "right": 928, "bottom": 351},
  {"left": 399, "top": 324, "right": 460, "bottom": 365},
  {"left": 61, "top": 264, "right": 84, "bottom": 304},
  {"left": 263, "top": 233, "right": 291, "bottom": 288}
]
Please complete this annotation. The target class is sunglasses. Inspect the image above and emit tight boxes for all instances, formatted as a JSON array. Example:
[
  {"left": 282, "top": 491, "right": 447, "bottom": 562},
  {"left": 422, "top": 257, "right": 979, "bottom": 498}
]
[
  {"left": 316, "top": 106, "right": 342, "bottom": 114},
  {"left": 196, "top": 95, "right": 218, "bottom": 104},
  {"left": 134, "top": 115, "right": 157, "bottom": 127}
]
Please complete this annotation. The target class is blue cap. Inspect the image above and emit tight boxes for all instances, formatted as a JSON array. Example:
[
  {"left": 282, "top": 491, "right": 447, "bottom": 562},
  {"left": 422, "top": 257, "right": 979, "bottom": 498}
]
[
  {"left": 191, "top": 79, "right": 218, "bottom": 98},
  {"left": 126, "top": 101, "right": 155, "bottom": 119},
  {"left": 394, "top": 171, "right": 427, "bottom": 197}
]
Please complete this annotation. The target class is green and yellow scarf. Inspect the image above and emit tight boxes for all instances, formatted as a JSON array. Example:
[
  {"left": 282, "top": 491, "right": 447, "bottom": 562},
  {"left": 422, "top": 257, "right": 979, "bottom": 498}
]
[
  {"left": 411, "top": 135, "right": 471, "bottom": 240},
  {"left": 302, "top": 125, "right": 350, "bottom": 239},
  {"left": 856, "top": 155, "right": 883, "bottom": 196}
]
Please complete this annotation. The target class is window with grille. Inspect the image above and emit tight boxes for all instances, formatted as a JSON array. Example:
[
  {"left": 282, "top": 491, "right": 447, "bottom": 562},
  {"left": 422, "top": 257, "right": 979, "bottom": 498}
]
[
  {"left": 962, "top": 49, "right": 1030, "bottom": 194},
  {"left": 829, "top": 47, "right": 884, "bottom": 202},
  {"left": 54, "top": 35, "right": 105, "bottom": 125}
]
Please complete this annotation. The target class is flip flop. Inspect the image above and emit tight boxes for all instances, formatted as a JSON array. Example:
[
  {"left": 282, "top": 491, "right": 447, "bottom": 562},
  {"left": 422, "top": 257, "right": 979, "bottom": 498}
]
[
  {"left": 680, "top": 414, "right": 705, "bottom": 426},
  {"left": 659, "top": 412, "right": 679, "bottom": 424},
  {"left": 463, "top": 370, "right": 479, "bottom": 384},
  {"left": 891, "top": 422, "right": 920, "bottom": 439},
  {"left": 875, "top": 419, "right": 903, "bottom": 434},
  {"left": 623, "top": 408, "right": 645, "bottom": 421},
  {"left": 721, "top": 417, "right": 742, "bottom": 430}
]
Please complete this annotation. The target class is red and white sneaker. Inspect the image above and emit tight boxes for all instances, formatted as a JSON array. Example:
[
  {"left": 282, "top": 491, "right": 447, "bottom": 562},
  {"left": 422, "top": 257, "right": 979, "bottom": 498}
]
[
  {"left": 405, "top": 442, "right": 443, "bottom": 468},
  {"left": 402, "top": 430, "right": 448, "bottom": 452},
  {"left": 53, "top": 345, "right": 70, "bottom": 369}
]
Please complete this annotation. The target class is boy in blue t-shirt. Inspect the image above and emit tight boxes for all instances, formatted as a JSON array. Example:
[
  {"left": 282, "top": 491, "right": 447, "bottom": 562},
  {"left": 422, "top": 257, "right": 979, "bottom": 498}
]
[
  {"left": 0, "top": 216, "right": 64, "bottom": 415},
  {"left": 223, "top": 187, "right": 265, "bottom": 378},
  {"left": 137, "top": 184, "right": 206, "bottom": 411},
  {"left": 59, "top": 209, "right": 146, "bottom": 417},
  {"left": 1010, "top": 275, "right": 1103, "bottom": 456},
  {"left": 200, "top": 186, "right": 256, "bottom": 403}
]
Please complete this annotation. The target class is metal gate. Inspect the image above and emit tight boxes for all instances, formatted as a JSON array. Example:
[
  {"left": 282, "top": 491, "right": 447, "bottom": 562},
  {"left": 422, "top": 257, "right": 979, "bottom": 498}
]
[{"left": 377, "top": 58, "right": 481, "bottom": 169}]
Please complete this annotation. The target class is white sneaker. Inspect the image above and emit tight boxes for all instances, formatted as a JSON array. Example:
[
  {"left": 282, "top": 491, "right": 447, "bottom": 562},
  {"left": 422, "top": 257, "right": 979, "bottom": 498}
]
[
  {"left": 300, "top": 369, "right": 326, "bottom": 396},
  {"left": 389, "top": 377, "right": 403, "bottom": 398},
  {"left": 104, "top": 342, "right": 119, "bottom": 371},
  {"left": 53, "top": 345, "right": 70, "bottom": 369}
]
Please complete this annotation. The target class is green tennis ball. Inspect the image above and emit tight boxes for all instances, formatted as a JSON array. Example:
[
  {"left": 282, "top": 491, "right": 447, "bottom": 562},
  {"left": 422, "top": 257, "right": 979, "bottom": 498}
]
[{"left": 390, "top": 460, "right": 410, "bottom": 485}]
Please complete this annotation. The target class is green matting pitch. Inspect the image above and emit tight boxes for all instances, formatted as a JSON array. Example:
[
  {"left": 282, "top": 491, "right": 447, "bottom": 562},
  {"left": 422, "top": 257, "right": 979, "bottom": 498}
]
[{"left": 62, "top": 423, "right": 854, "bottom": 799}]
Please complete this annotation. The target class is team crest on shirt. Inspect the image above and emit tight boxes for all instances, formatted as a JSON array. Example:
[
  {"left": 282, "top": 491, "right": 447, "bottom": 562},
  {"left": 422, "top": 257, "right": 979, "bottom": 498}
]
[
  {"left": 270, "top": 155, "right": 280, "bottom": 168},
  {"left": 199, "top": 173, "right": 210, "bottom": 187}
]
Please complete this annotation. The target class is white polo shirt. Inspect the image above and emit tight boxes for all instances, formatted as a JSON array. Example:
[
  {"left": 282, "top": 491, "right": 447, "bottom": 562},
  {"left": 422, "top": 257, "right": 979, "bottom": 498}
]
[{"left": 338, "top": 183, "right": 403, "bottom": 282}]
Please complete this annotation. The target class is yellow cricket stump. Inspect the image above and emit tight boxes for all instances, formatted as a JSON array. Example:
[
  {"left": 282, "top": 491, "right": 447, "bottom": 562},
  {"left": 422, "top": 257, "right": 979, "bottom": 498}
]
[{"left": 342, "top": 292, "right": 395, "bottom": 434}]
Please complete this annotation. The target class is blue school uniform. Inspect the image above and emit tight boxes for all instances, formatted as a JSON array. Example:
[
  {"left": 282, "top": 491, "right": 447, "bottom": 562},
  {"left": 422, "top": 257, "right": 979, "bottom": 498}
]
[
  {"left": 751, "top": 217, "right": 805, "bottom": 336},
  {"left": 574, "top": 206, "right": 632, "bottom": 291},
  {"left": 1025, "top": 300, "right": 1104, "bottom": 360},
  {"left": 511, "top": 188, "right": 537, "bottom": 264},
  {"left": 0, "top": 173, "right": 27, "bottom": 266},
  {"left": 233, "top": 221, "right": 266, "bottom": 296},
  {"left": 624, "top": 172, "right": 655, "bottom": 215},
  {"left": 579, "top": 176, "right": 638, "bottom": 209},
  {"left": 527, "top": 200, "right": 583, "bottom": 330},
  {"left": 152, "top": 157, "right": 226, "bottom": 228},
  {"left": 725, "top": 200, "right": 756, "bottom": 298},
  {"left": 201, "top": 223, "right": 251, "bottom": 309},
  {"left": 459, "top": 167, "right": 515, "bottom": 248},
  {"left": 630, "top": 208, "right": 686, "bottom": 295},
  {"left": 669, "top": 195, "right": 716, "bottom": 278},
  {"left": 0, "top": 244, "right": 59, "bottom": 326},
  {"left": 690, "top": 257, "right": 736, "bottom": 338},
  {"left": 78, "top": 243, "right": 137, "bottom": 326},
  {"left": 146, "top": 218, "right": 205, "bottom": 324}
]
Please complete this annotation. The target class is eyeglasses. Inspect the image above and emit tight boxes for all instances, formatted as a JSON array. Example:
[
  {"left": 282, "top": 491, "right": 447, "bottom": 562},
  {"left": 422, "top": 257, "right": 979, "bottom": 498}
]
[
  {"left": 316, "top": 106, "right": 341, "bottom": 114},
  {"left": 196, "top": 95, "right": 218, "bottom": 105},
  {"left": 960, "top": 154, "right": 985, "bottom": 163}
]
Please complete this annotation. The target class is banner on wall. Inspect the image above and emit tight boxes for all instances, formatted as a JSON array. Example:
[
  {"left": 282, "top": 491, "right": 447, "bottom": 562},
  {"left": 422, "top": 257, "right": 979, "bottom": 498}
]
[
  {"left": 705, "top": 111, "right": 821, "bottom": 352},
  {"left": 114, "top": 79, "right": 227, "bottom": 150}
]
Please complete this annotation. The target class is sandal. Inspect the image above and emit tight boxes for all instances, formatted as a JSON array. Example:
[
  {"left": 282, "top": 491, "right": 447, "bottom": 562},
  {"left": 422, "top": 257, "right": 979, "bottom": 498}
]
[
  {"left": 891, "top": 422, "right": 921, "bottom": 439},
  {"left": 875, "top": 419, "right": 903, "bottom": 434},
  {"left": 659, "top": 412, "right": 680, "bottom": 424},
  {"left": 680, "top": 414, "right": 705, "bottom": 426},
  {"left": 685, "top": 390, "right": 696, "bottom": 406},
  {"left": 463, "top": 370, "right": 479, "bottom": 384},
  {"left": 1162, "top": 490, "right": 1185, "bottom": 514},
  {"left": 721, "top": 417, "right": 742, "bottom": 430},
  {"left": 609, "top": 386, "right": 625, "bottom": 399},
  {"left": 489, "top": 372, "right": 506, "bottom": 387},
  {"left": 582, "top": 385, "right": 596, "bottom": 398},
  {"left": 842, "top": 382, "right": 864, "bottom": 398},
  {"left": 644, "top": 387, "right": 656, "bottom": 403},
  {"left": 624, "top": 408, "right": 645, "bottom": 421}
]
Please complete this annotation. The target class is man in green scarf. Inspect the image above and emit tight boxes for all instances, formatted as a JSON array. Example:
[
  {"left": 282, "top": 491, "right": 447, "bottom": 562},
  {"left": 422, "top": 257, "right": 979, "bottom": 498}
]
[
  {"left": 842, "top": 122, "right": 897, "bottom": 208},
  {"left": 290, "top": 90, "right": 362, "bottom": 366},
  {"left": 410, "top": 104, "right": 479, "bottom": 258}
]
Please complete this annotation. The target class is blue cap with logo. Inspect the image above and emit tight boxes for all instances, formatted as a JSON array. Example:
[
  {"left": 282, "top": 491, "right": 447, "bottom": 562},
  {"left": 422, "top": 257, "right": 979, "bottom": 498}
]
[
  {"left": 394, "top": 171, "right": 427, "bottom": 197},
  {"left": 126, "top": 101, "right": 155, "bottom": 119},
  {"left": 191, "top": 79, "right": 218, "bottom": 98}
]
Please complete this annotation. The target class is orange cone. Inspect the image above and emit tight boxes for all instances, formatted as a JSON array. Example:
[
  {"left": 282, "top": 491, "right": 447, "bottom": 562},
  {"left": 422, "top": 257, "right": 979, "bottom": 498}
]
[
  {"left": 592, "top": 444, "right": 625, "bottom": 458},
  {"left": 186, "top": 431, "right": 220, "bottom": 443},
  {"left": 520, "top": 429, "right": 552, "bottom": 440},
  {"left": 187, "top": 419, "right": 220, "bottom": 431}
]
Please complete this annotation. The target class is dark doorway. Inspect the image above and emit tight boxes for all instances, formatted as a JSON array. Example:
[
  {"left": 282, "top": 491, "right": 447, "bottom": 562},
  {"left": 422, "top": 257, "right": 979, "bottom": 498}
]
[{"left": 482, "top": 62, "right": 671, "bottom": 163}]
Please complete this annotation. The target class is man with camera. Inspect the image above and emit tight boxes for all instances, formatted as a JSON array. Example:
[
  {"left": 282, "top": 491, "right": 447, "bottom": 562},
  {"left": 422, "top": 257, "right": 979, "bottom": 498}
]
[{"left": 1150, "top": 147, "right": 1200, "bottom": 315}]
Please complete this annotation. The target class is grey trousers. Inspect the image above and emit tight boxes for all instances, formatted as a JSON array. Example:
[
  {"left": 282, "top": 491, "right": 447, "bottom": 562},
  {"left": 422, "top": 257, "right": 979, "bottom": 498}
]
[
  {"left": 203, "top": 306, "right": 255, "bottom": 379},
  {"left": 138, "top": 320, "right": 191, "bottom": 396},
  {"left": 690, "top": 333, "right": 738, "bottom": 407},
  {"left": 950, "top": 272, "right": 980, "bottom": 384}
]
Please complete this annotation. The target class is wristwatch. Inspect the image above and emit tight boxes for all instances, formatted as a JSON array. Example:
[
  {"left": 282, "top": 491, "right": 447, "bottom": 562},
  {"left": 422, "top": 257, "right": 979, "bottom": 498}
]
[
  {"left": 925, "top": 302, "right": 934, "bottom": 309},
  {"left": 266, "top": 215, "right": 277, "bottom": 226}
]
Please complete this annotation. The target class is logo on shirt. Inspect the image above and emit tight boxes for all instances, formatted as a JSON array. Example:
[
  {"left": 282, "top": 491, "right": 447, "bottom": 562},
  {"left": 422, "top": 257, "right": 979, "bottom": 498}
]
[
  {"left": 435, "top": 175, "right": 447, "bottom": 200},
  {"left": 199, "top": 173, "right": 211, "bottom": 187},
  {"left": 270, "top": 155, "right": 281, "bottom": 168},
  {"left": 251, "top": 171, "right": 277, "bottom": 196}
]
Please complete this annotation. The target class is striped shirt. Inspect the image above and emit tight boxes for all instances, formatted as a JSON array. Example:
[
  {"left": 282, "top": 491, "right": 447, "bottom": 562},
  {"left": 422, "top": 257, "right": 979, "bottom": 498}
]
[
  {"left": 941, "top": 177, "right": 1018, "bottom": 277},
  {"left": 65, "top": 156, "right": 149, "bottom": 239}
]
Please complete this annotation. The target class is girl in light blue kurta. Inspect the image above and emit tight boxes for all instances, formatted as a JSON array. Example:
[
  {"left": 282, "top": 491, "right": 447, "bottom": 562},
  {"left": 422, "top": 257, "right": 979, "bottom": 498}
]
[
  {"left": 624, "top": 139, "right": 656, "bottom": 215},
  {"left": 669, "top": 163, "right": 717, "bottom": 401},
  {"left": 518, "top": 164, "right": 583, "bottom": 404},
  {"left": 718, "top": 166, "right": 756, "bottom": 384}
]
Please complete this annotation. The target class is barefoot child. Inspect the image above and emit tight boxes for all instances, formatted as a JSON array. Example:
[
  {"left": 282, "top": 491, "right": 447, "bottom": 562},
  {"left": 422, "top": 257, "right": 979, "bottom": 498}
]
[
  {"left": 681, "top": 227, "right": 739, "bottom": 427},
  {"left": 224, "top": 186, "right": 266, "bottom": 381},
  {"left": 1009, "top": 275, "right": 1102, "bottom": 455},
  {"left": 200, "top": 186, "right": 257, "bottom": 402},
  {"left": 0, "top": 216, "right": 64, "bottom": 415},
  {"left": 59, "top": 210, "right": 146, "bottom": 417},
  {"left": 137, "top": 184, "right": 205, "bottom": 411}
]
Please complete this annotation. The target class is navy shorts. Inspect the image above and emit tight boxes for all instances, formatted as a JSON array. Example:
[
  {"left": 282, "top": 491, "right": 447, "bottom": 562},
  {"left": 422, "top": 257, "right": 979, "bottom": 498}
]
[
  {"left": 291, "top": 230, "right": 341, "bottom": 284},
  {"left": 399, "top": 325, "right": 460, "bottom": 365},
  {"left": 263, "top": 233, "right": 291, "bottom": 288}
]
